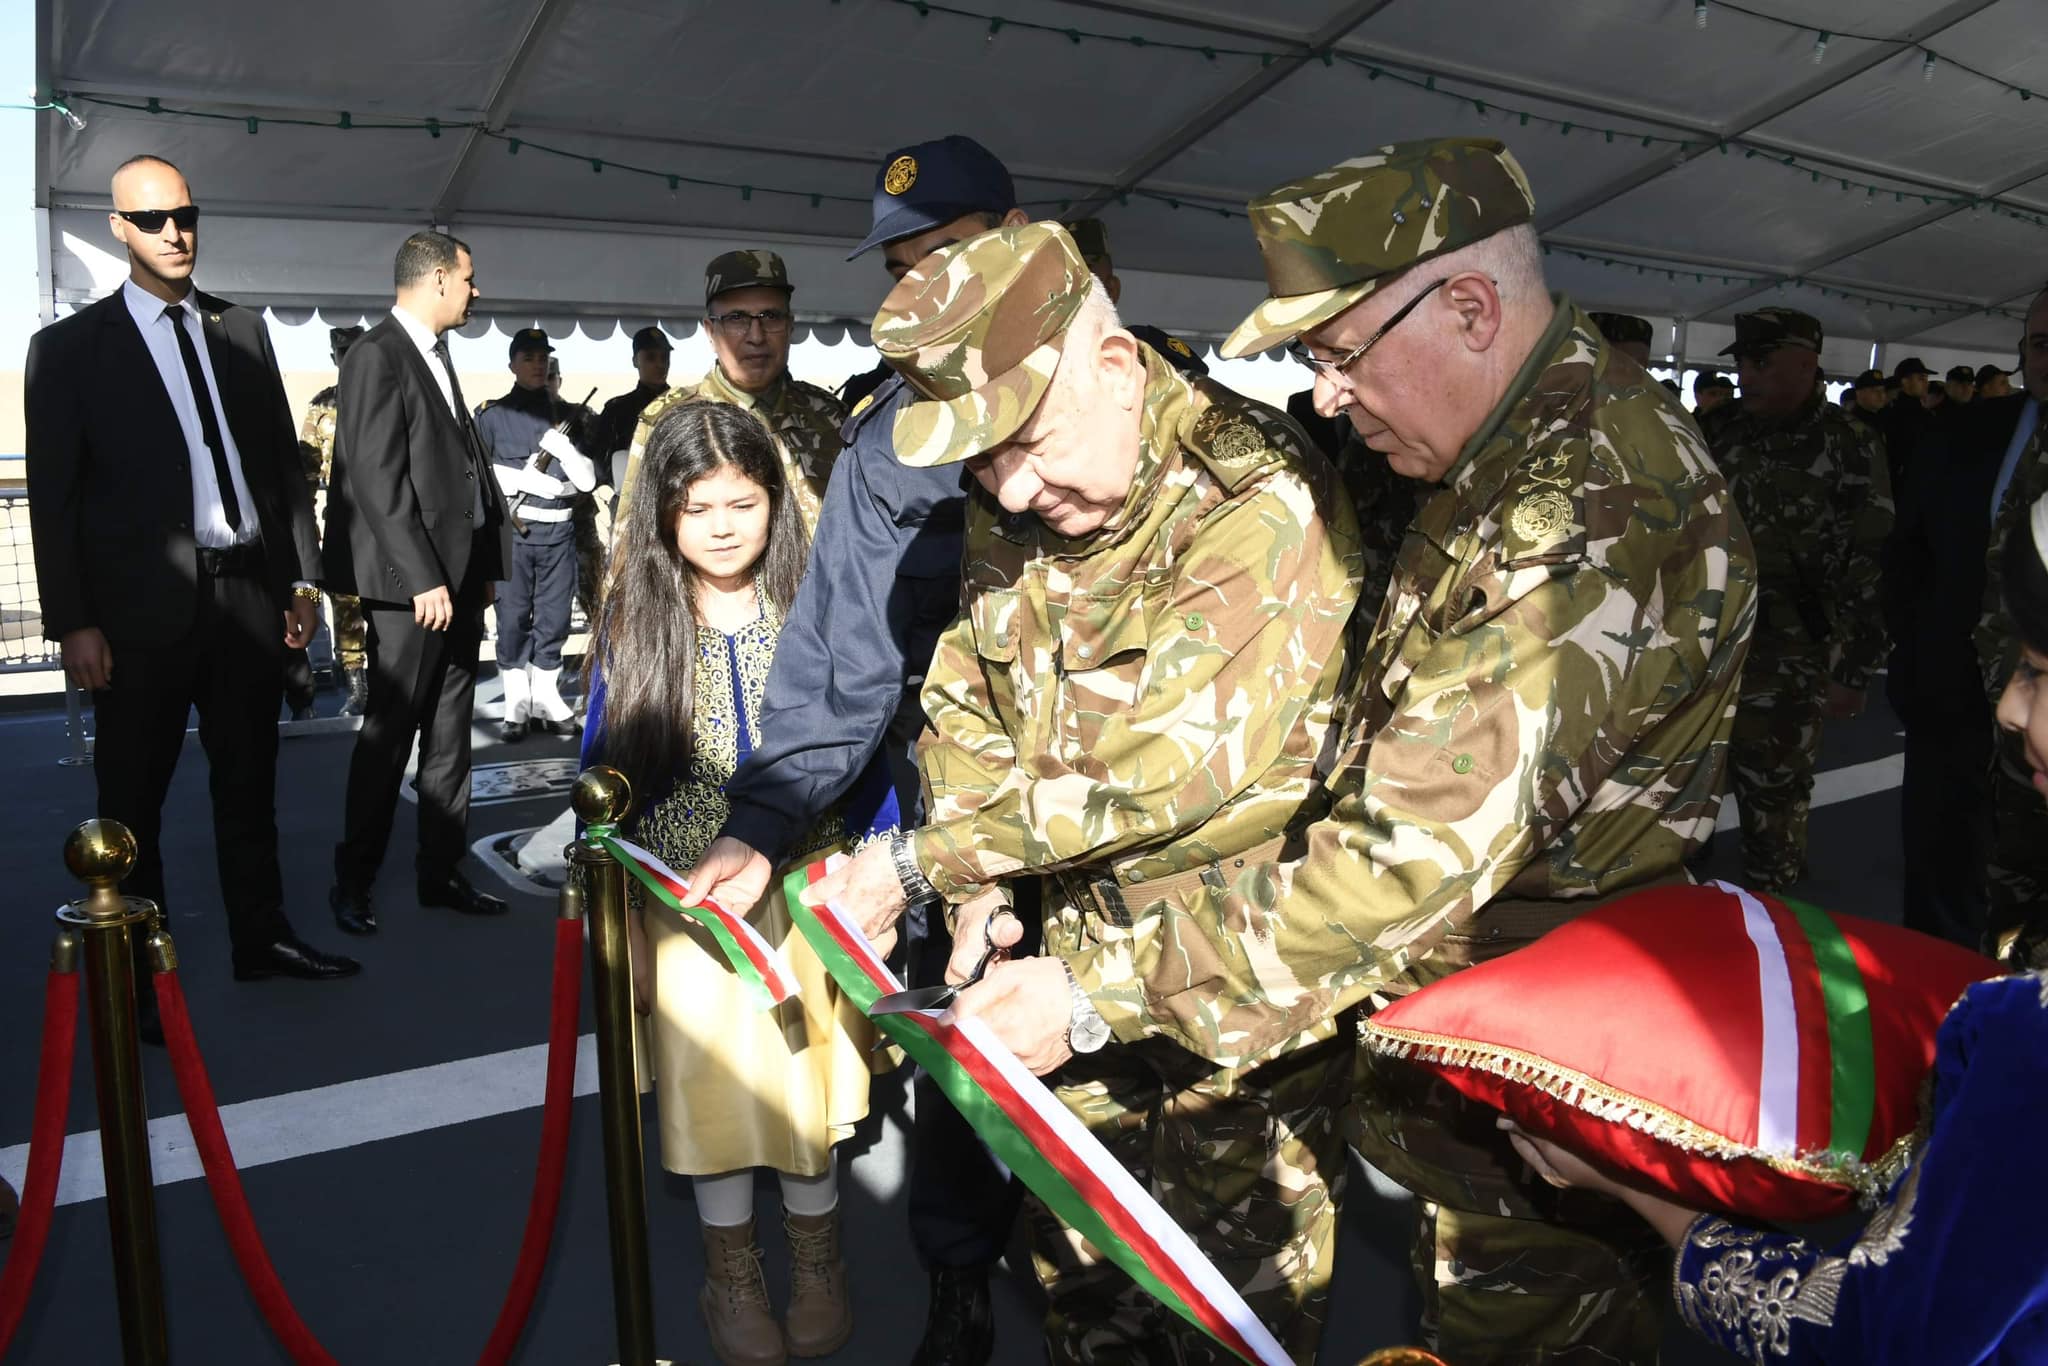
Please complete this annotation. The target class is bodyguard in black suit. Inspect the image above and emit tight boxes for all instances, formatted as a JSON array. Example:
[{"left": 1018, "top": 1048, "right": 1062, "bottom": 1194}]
[
  {"left": 24, "top": 155, "right": 358, "bottom": 997},
  {"left": 325, "top": 232, "right": 512, "bottom": 932}
]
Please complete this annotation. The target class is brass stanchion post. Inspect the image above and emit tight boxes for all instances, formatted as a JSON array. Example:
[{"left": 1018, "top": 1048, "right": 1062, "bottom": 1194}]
[
  {"left": 57, "top": 819, "right": 168, "bottom": 1365},
  {"left": 569, "top": 768, "right": 656, "bottom": 1366}
]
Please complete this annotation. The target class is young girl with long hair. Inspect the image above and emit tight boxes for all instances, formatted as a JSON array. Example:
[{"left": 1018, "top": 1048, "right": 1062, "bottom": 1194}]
[{"left": 583, "top": 400, "right": 897, "bottom": 1366}]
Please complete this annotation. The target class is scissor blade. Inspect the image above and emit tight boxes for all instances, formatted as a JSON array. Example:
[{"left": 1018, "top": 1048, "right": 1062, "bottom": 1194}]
[{"left": 868, "top": 984, "right": 957, "bottom": 1017}]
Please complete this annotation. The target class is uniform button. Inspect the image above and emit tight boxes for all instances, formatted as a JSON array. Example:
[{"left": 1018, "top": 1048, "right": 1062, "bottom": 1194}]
[
  {"left": 465, "top": 469, "right": 475, "bottom": 480},
  {"left": 1184, "top": 612, "right": 1204, "bottom": 630},
  {"left": 1452, "top": 753, "right": 1474, "bottom": 774},
  {"left": 1076, "top": 643, "right": 1093, "bottom": 660},
  {"left": 1128, "top": 870, "right": 1146, "bottom": 883},
  {"left": 463, "top": 510, "right": 473, "bottom": 521}
]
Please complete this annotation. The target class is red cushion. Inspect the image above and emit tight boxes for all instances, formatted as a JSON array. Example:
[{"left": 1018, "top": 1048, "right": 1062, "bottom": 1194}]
[{"left": 1363, "top": 882, "right": 1997, "bottom": 1221}]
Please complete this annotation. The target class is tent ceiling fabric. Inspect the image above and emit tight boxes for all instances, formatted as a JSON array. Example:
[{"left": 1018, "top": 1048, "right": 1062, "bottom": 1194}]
[{"left": 37, "top": 0, "right": 2046, "bottom": 367}]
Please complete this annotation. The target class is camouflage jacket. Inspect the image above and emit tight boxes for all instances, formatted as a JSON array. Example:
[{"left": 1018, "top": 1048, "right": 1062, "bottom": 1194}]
[
  {"left": 297, "top": 385, "right": 339, "bottom": 494},
  {"left": 912, "top": 353, "right": 1364, "bottom": 1062},
  {"left": 616, "top": 365, "right": 846, "bottom": 534},
  {"left": 1705, "top": 394, "right": 1893, "bottom": 688},
  {"left": 1976, "top": 405, "right": 2047, "bottom": 700},
  {"left": 1118, "top": 303, "right": 1756, "bottom": 1068}
]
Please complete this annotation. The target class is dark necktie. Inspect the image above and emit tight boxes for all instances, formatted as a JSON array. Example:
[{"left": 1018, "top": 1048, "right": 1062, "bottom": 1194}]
[
  {"left": 166, "top": 305, "right": 242, "bottom": 533},
  {"left": 431, "top": 335, "right": 490, "bottom": 523}
]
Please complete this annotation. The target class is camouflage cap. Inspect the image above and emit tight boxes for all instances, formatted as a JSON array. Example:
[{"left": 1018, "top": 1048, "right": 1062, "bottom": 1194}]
[
  {"left": 1067, "top": 217, "right": 1113, "bottom": 266},
  {"left": 1719, "top": 307, "right": 1822, "bottom": 357},
  {"left": 705, "top": 249, "right": 793, "bottom": 305},
  {"left": 872, "top": 222, "right": 1092, "bottom": 468},
  {"left": 1588, "top": 311, "right": 1654, "bottom": 348},
  {"left": 1220, "top": 137, "right": 1536, "bottom": 358}
]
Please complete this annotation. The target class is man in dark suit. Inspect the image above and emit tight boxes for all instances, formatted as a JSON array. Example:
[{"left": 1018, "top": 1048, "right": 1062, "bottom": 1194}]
[
  {"left": 25, "top": 154, "right": 360, "bottom": 1011},
  {"left": 325, "top": 232, "right": 512, "bottom": 932}
]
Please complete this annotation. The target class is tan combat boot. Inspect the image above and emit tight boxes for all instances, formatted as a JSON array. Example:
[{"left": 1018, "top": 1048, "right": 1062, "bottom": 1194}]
[
  {"left": 781, "top": 1207, "right": 852, "bottom": 1357},
  {"left": 699, "top": 1218, "right": 786, "bottom": 1366}
]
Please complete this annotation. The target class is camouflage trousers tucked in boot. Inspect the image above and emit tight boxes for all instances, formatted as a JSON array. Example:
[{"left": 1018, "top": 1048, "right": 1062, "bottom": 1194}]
[
  {"left": 1729, "top": 646, "right": 1828, "bottom": 892},
  {"left": 1027, "top": 1033, "right": 1350, "bottom": 1365},
  {"left": 1355, "top": 1049, "right": 1670, "bottom": 1366}
]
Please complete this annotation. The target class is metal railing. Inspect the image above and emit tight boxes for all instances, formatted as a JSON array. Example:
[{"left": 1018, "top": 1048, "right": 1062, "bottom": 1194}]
[{"left": 0, "top": 491, "right": 61, "bottom": 672}]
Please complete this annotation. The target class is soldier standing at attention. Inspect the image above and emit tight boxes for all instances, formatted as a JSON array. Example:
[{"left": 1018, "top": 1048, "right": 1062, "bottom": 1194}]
[
  {"left": 616, "top": 252, "right": 843, "bottom": 535},
  {"left": 1211, "top": 138, "right": 1755, "bottom": 1363},
  {"left": 1587, "top": 310, "right": 1656, "bottom": 369},
  {"left": 290, "top": 324, "right": 368, "bottom": 717},
  {"left": 594, "top": 325, "right": 672, "bottom": 491},
  {"left": 805, "top": 222, "right": 1364, "bottom": 1363},
  {"left": 1704, "top": 308, "right": 1892, "bottom": 892},
  {"left": 477, "top": 328, "right": 597, "bottom": 740}
]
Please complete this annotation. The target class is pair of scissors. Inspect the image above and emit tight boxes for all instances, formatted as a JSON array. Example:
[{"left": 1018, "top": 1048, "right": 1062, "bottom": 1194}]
[{"left": 867, "top": 906, "right": 1017, "bottom": 1016}]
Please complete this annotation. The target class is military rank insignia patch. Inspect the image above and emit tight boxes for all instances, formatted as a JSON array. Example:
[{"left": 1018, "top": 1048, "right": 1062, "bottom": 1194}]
[
  {"left": 884, "top": 155, "right": 918, "bottom": 196},
  {"left": 1166, "top": 336, "right": 1195, "bottom": 359},
  {"left": 851, "top": 392, "right": 876, "bottom": 419},
  {"left": 1207, "top": 420, "right": 1264, "bottom": 465},
  {"left": 1509, "top": 489, "right": 1571, "bottom": 545}
]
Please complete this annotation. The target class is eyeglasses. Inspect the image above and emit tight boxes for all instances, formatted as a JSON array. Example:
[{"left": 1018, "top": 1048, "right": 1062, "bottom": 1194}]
[
  {"left": 1287, "top": 277, "right": 1449, "bottom": 380},
  {"left": 116, "top": 205, "right": 200, "bottom": 233},
  {"left": 707, "top": 309, "right": 792, "bottom": 339}
]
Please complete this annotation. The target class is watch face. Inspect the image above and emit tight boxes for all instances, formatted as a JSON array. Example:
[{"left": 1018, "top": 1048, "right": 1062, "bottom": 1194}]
[{"left": 1071, "top": 1012, "right": 1112, "bottom": 1054}]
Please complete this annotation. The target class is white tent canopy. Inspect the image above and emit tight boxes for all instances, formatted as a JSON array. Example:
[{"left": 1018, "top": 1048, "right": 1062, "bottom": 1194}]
[{"left": 32, "top": 0, "right": 2048, "bottom": 374}]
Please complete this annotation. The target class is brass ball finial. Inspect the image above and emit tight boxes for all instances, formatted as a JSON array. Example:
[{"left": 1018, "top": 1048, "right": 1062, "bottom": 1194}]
[
  {"left": 572, "top": 766, "right": 633, "bottom": 827},
  {"left": 1355, "top": 1352, "right": 1450, "bottom": 1366},
  {"left": 64, "top": 818, "right": 138, "bottom": 887}
]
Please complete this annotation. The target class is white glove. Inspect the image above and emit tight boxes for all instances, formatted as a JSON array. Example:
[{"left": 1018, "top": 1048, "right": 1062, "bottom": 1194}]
[
  {"left": 495, "top": 463, "right": 568, "bottom": 499},
  {"left": 538, "top": 429, "right": 598, "bottom": 493}
]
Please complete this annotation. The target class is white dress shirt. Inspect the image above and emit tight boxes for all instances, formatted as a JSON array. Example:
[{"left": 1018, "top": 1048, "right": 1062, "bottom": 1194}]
[
  {"left": 392, "top": 304, "right": 459, "bottom": 420},
  {"left": 123, "top": 279, "right": 260, "bottom": 549}
]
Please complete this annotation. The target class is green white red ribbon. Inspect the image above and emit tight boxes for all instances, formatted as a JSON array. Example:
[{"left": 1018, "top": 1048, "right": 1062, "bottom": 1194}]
[
  {"left": 782, "top": 857, "right": 1291, "bottom": 1366},
  {"left": 594, "top": 832, "right": 798, "bottom": 1010}
]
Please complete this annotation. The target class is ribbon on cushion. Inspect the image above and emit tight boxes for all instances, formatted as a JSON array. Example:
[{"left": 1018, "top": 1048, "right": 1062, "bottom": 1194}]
[{"left": 782, "top": 857, "right": 1291, "bottom": 1366}]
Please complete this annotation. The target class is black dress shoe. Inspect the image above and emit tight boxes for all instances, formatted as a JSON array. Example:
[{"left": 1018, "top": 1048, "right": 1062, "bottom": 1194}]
[
  {"left": 418, "top": 872, "right": 508, "bottom": 917},
  {"left": 233, "top": 936, "right": 362, "bottom": 982},
  {"left": 530, "top": 715, "right": 583, "bottom": 738},
  {"left": 330, "top": 884, "right": 378, "bottom": 936},
  {"left": 911, "top": 1264, "right": 994, "bottom": 1366}
]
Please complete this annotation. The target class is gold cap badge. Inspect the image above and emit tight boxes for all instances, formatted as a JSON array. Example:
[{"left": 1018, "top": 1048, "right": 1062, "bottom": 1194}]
[{"left": 884, "top": 155, "right": 918, "bottom": 196}]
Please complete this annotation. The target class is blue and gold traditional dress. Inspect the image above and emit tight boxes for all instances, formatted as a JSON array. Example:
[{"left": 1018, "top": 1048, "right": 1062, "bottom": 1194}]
[
  {"left": 1671, "top": 970, "right": 2048, "bottom": 1364},
  {"left": 584, "top": 594, "right": 901, "bottom": 1177}
]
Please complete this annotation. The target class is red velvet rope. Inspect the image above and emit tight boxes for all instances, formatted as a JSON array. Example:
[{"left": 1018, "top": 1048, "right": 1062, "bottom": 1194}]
[
  {"left": 0, "top": 969, "right": 81, "bottom": 1359},
  {"left": 475, "top": 914, "right": 585, "bottom": 1366},
  {"left": 153, "top": 911, "right": 586, "bottom": 1365},
  {"left": 156, "top": 969, "right": 339, "bottom": 1365}
]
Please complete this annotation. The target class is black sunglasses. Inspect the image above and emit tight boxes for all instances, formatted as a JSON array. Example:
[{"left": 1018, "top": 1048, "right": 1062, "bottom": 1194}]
[{"left": 117, "top": 205, "right": 200, "bottom": 233}]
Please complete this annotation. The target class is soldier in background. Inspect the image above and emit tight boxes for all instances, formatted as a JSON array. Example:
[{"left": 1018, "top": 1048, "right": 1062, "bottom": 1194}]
[
  {"left": 1587, "top": 310, "right": 1655, "bottom": 368},
  {"left": 1849, "top": 367, "right": 1889, "bottom": 421},
  {"left": 1981, "top": 364, "right": 2015, "bottom": 400},
  {"left": 478, "top": 328, "right": 596, "bottom": 740},
  {"left": 1691, "top": 369, "right": 1735, "bottom": 416},
  {"left": 291, "top": 324, "right": 368, "bottom": 717},
  {"left": 1946, "top": 363, "right": 1979, "bottom": 408},
  {"left": 1706, "top": 308, "right": 1892, "bottom": 892},
  {"left": 1218, "top": 137, "right": 1755, "bottom": 1364},
  {"left": 616, "top": 252, "right": 844, "bottom": 535},
  {"left": 544, "top": 354, "right": 605, "bottom": 671},
  {"left": 806, "top": 222, "right": 1365, "bottom": 1363},
  {"left": 593, "top": 326, "right": 672, "bottom": 491}
]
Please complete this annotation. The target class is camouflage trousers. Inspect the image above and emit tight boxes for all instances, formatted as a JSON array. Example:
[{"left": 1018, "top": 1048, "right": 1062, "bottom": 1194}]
[
  {"left": 1354, "top": 1049, "right": 1670, "bottom": 1366},
  {"left": 1729, "top": 646, "right": 1828, "bottom": 892},
  {"left": 1028, "top": 1033, "right": 1351, "bottom": 1366},
  {"left": 329, "top": 593, "right": 366, "bottom": 674},
  {"left": 1986, "top": 731, "right": 2048, "bottom": 949}
]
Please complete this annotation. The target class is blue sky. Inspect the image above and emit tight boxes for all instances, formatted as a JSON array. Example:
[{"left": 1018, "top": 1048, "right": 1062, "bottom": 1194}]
[{"left": 2, "top": 0, "right": 39, "bottom": 366}]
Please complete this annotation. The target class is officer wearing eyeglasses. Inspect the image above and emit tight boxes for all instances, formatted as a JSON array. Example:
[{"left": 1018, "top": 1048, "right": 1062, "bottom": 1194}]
[{"left": 614, "top": 251, "right": 846, "bottom": 533}]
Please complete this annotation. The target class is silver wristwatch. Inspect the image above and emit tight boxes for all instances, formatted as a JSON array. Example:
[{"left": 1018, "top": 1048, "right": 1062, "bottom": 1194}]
[
  {"left": 1061, "top": 960, "right": 1112, "bottom": 1054},
  {"left": 889, "top": 830, "right": 939, "bottom": 907}
]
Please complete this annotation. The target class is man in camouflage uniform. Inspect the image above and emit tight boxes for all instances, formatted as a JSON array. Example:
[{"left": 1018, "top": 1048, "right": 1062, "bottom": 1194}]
[
  {"left": 1213, "top": 138, "right": 1756, "bottom": 1363},
  {"left": 1974, "top": 284, "right": 2048, "bottom": 950},
  {"left": 1703, "top": 308, "right": 1892, "bottom": 892},
  {"left": 615, "top": 250, "right": 844, "bottom": 534},
  {"left": 802, "top": 222, "right": 1365, "bottom": 1363},
  {"left": 1587, "top": 310, "right": 1655, "bottom": 369},
  {"left": 296, "top": 324, "right": 368, "bottom": 716}
]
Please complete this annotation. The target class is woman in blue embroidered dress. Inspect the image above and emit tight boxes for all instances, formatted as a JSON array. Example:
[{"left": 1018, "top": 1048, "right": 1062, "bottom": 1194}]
[
  {"left": 1506, "top": 494, "right": 2048, "bottom": 1365},
  {"left": 583, "top": 400, "right": 898, "bottom": 1366}
]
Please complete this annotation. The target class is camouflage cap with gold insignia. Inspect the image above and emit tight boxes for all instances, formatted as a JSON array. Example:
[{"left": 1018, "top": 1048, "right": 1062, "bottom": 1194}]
[
  {"left": 1220, "top": 136, "right": 1536, "bottom": 359},
  {"left": 704, "top": 249, "right": 793, "bottom": 305},
  {"left": 1718, "top": 306, "right": 1823, "bottom": 358},
  {"left": 872, "top": 222, "right": 1093, "bottom": 468}
]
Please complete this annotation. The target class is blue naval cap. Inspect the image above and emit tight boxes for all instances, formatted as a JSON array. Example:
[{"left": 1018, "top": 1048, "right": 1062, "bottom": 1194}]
[{"left": 847, "top": 134, "right": 1016, "bottom": 260}]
